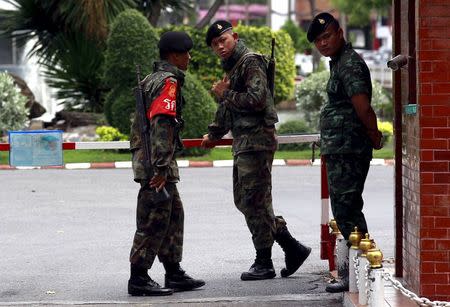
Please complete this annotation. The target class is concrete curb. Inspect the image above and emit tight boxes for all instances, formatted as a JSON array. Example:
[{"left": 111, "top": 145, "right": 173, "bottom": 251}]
[{"left": 0, "top": 159, "right": 394, "bottom": 170}]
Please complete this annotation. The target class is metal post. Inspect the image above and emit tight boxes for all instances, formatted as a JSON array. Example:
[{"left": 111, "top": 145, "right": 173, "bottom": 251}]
[
  {"left": 349, "top": 248, "right": 361, "bottom": 293},
  {"left": 368, "top": 269, "right": 384, "bottom": 307},
  {"left": 358, "top": 256, "right": 369, "bottom": 305}
]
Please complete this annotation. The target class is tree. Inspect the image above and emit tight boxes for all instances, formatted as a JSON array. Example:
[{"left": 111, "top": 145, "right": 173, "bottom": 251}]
[
  {"left": 0, "top": 0, "right": 135, "bottom": 112},
  {"left": 134, "top": 0, "right": 194, "bottom": 26},
  {"left": 331, "top": 0, "right": 391, "bottom": 26},
  {"left": 195, "top": 0, "right": 224, "bottom": 29},
  {"left": 281, "top": 20, "right": 310, "bottom": 54}
]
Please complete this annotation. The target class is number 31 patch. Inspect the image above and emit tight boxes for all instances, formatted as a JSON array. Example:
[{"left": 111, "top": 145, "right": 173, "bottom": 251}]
[{"left": 147, "top": 78, "right": 177, "bottom": 119}]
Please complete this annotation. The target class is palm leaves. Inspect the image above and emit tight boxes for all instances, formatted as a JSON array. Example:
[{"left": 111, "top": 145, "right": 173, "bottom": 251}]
[{"left": 0, "top": 0, "right": 135, "bottom": 111}]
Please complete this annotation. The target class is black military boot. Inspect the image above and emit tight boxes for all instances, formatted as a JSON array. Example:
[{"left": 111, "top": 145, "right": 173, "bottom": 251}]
[
  {"left": 326, "top": 245, "right": 349, "bottom": 293},
  {"left": 128, "top": 264, "right": 173, "bottom": 296},
  {"left": 163, "top": 262, "right": 205, "bottom": 291},
  {"left": 274, "top": 225, "right": 312, "bottom": 277},
  {"left": 240, "top": 248, "right": 276, "bottom": 281}
]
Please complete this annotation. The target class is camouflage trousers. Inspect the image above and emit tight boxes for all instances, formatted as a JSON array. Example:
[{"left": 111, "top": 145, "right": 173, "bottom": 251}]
[
  {"left": 129, "top": 182, "right": 183, "bottom": 269},
  {"left": 325, "top": 153, "right": 370, "bottom": 240},
  {"left": 233, "top": 151, "right": 285, "bottom": 250}
]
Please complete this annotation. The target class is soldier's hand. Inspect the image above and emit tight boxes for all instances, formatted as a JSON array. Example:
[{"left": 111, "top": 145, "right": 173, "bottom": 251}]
[
  {"left": 211, "top": 77, "right": 230, "bottom": 99},
  {"left": 149, "top": 174, "right": 167, "bottom": 192},
  {"left": 201, "top": 134, "right": 216, "bottom": 149},
  {"left": 368, "top": 130, "right": 383, "bottom": 150}
]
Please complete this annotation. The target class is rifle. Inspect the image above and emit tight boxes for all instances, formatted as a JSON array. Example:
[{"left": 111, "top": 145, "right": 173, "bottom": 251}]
[
  {"left": 134, "top": 65, "right": 170, "bottom": 202},
  {"left": 267, "top": 38, "right": 276, "bottom": 97}
]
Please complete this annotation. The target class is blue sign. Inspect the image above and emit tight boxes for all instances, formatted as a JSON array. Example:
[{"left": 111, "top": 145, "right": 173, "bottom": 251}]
[{"left": 9, "top": 130, "right": 63, "bottom": 167}]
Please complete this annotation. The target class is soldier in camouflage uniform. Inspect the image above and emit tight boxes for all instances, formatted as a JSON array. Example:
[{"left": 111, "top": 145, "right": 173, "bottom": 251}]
[
  {"left": 128, "top": 31, "right": 205, "bottom": 296},
  {"left": 202, "top": 20, "right": 311, "bottom": 281},
  {"left": 307, "top": 13, "right": 383, "bottom": 293}
]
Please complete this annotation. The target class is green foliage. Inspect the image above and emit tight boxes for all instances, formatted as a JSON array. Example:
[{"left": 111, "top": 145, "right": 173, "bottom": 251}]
[
  {"left": 0, "top": 73, "right": 28, "bottom": 135},
  {"left": 0, "top": 0, "right": 135, "bottom": 111},
  {"left": 277, "top": 119, "right": 312, "bottom": 151},
  {"left": 296, "top": 70, "right": 392, "bottom": 129},
  {"left": 158, "top": 24, "right": 296, "bottom": 104},
  {"left": 378, "top": 120, "right": 393, "bottom": 145},
  {"left": 296, "top": 70, "right": 329, "bottom": 130},
  {"left": 178, "top": 72, "right": 216, "bottom": 156},
  {"left": 96, "top": 126, "right": 128, "bottom": 141},
  {"left": 331, "top": 0, "right": 391, "bottom": 26},
  {"left": 104, "top": 9, "right": 159, "bottom": 90},
  {"left": 281, "top": 19, "right": 311, "bottom": 54},
  {"left": 235, "top": 24, "right": 296, "bottom": 104},
  {"left": 103, "top": 9, "right": 159, "bottom": 134},
  {"left": 372, "top": 82, "right": 393, "bottom": 121}
]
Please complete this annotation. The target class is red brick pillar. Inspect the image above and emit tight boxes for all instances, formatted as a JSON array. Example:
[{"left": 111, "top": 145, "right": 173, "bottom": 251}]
[{"left": 403, "top": 0, "right": 450, "bottom": 301}]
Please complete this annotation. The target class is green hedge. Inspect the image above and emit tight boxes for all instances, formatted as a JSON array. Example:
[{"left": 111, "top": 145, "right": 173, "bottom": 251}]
[
  {"left": 178, "top": 72, "right": 216, "bottom": 156},
  {"left": 103, "top": 9, "right": 158, "bottom": 90},
  {"left": 158, "top": 24, "right": 296, "bottom": 104},
  {"left": 277, "top": 119, "right": 312, "bottom": 151},
  {"left": 103, "top": 10, "right": 216, "bottom": 156}
]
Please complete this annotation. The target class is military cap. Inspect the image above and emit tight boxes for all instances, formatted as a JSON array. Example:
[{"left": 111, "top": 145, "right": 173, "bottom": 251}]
[
  {"left": 307, "top": 12, "right": 339, "bottom": 42},
  {"left": 158, "top": 31, "right": 193, "bottom": 53},
  {"left": 205, "top": 20, "right": 233, "bottom": 46}
]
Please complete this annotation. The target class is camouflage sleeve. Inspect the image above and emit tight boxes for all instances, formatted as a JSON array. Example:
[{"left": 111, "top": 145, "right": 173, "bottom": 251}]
[
  {"left": 222, "top": 57, "right": 267, "bottom": 112},
  {"left": 339, "top": 60, "right": 371, "bottom": 98},
  {"left": 150, "top": 115, "right": 175, "bottom": 178},
  {"left": 207, "top": 103, "right": 231, "bottom": 141}
]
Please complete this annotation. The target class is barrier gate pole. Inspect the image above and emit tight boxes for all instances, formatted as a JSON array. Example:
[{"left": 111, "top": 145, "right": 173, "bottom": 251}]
[{"left": 320, "top": 155, "right": 335, "bottom": 271}]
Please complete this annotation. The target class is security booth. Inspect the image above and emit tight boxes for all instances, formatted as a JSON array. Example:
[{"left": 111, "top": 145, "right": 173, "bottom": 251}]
[{"left": 393, "top": 0, "right": 450, "bottom": 301}]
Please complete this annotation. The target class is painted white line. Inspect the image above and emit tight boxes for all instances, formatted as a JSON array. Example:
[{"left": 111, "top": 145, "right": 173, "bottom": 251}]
[
  {"left": 370, "top": 159, "right": 386, "bottom": 166},
  {"left": 65, "top": 163, "right": 91, "bottom": 170},
  {"left": 15, "top": 166, "right": 41, "bottom": 170},
  {"left": 213, "top": 160, "right": 234, "bottom": 167},
  {"left": 114, "top": 161, "right": 132, "bottom": 168},
  {"left": 177, "top": 160, "right": 189, "bottom": 168},
  {"left": 312, "top": 159, "right": 321, "bottom": 166},
  {"left": 272, "top": 159, "right": 286, "bottom": 166}
]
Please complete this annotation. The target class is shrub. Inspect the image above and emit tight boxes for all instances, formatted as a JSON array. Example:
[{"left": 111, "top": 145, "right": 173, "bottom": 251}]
[
  {"left": 158, "top": 24, "right": 296, "bottom": 104},
  {"left": 103, "top": 9, "right": 158, "bottom": 90},
  {"left": 96, "top": 126, "right": 128, "bottom": 141},
  {"left": 0, "top": 73, "right": 28, "bottom": 136},
  {"left": 103, "top": 9, "right": 159, "bottom": 133},
  {"left": 178, "top": 72, "right": 216, "bottom": 157},
  {"left": 277, "top": 119, "right": 312, "bottom": 151},
  {"left": 280, "top": 19, "right": 310, "bottom": 54},
  {"left": 295, "top": 70, "right": 329, "bottom": 130},
  {"left": 378, "top": 120, "right": 393, "bottom": 144},
  {"left": 296, "top": 70, "right": 392, "bottom": 130}
]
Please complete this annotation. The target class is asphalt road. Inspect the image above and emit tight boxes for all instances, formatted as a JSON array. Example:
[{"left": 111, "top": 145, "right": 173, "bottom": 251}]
[{"left": 0, "top": 165, "right": 394, "bottom": 306}]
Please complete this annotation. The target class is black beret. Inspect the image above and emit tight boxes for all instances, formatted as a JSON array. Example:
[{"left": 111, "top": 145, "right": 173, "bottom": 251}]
[
  {"left": 158, "top": 31, "right": 193, "bottom": 53},
  {"left": 307, "top": 12, "right": 339, "bottom": 42},
  {"left": 205, "top": 20, "right": 233, "bottom": 46}
]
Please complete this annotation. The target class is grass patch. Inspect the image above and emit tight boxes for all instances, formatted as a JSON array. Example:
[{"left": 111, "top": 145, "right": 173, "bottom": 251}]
[{"left": 0, "top": 142, "right": 394, "bottom": 164}]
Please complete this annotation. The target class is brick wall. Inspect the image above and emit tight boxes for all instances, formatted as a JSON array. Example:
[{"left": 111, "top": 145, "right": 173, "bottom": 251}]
[
  {"left": 416, "top": 0, "right": 450, "bottom": 300},
  {"left": 401, "top": 0, "right": 421, "bottom": 294}
]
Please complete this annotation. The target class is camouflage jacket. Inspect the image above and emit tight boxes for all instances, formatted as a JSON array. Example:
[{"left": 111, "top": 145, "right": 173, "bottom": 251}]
[
  {"left": 320, "top": 42, "right": 373, "bottom": 156},
  {"left": 207, "top": 40, "right": 278, "bottom": 155},
  {"left": 130, "top": 61, "right": 185, "bottom": 182}
]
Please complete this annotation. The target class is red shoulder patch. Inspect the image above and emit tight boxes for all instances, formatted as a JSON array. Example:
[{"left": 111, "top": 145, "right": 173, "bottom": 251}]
[{"left": 147, "top": 78, "right": 177, "bottom": 119}]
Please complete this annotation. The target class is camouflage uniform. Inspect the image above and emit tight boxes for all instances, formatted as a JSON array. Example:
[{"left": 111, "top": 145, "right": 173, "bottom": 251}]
[
  {"left": 129, "top": 61, "right": 185, "bottom": 269},
  {"left": 320, "top": 42, "right": 373, "bottom": 240},
  {"left": 207, "top": 40, "right": 284, "bottom": 250}
]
